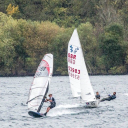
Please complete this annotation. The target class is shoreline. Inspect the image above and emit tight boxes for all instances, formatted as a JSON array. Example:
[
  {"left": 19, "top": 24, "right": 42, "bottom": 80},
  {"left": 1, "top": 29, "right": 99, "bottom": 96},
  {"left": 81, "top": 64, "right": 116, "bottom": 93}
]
[{"left": 0, "top": 73, "right": 128, "bottom": 77}]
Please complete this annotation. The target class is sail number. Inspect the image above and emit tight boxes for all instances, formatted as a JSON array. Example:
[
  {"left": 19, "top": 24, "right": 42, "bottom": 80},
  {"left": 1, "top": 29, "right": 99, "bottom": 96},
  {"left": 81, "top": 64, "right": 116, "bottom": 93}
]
[
  {"left": 68, "top": 53, "right": 76, "bottom": 59},
  {"left": 69, "top": 72, "right": 80, "bottom": 80},
  {"left": 68, "top": 53, "right": 76, "bottom": 64},
  {"left": 68, "top": 66, "right": 80, "bottom": 74}
]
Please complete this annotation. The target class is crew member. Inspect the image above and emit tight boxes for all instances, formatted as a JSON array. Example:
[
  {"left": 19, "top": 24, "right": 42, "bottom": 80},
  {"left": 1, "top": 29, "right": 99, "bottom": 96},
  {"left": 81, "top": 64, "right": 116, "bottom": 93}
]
[
  {"left": 95, "top": 92, "right": 100, "bottom": 99},
  {"left": 44, "top": 94, "right": 56, "bottom": 116},
  {"left": 100, "top": 92, "right": 116, "bottom": 102}
]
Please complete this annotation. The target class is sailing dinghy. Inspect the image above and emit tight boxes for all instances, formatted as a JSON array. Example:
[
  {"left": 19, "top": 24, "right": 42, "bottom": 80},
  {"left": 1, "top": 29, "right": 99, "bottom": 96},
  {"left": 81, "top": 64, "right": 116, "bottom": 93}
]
[
  {"left": 67, "top": 29, "right": 99, "bottom": 107},
  {"left": 27, "top": 53, "right": 53, "bottom": 117}
]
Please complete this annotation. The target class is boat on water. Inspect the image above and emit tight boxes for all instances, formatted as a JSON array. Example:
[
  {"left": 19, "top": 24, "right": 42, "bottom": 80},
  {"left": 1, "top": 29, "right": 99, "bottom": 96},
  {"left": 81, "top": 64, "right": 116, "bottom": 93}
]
[
  {"left": 67, "top": 29, "right": 99, "bottom": 107},
  {"left": 26, "top": 53, "right": 53, "bottom": 117}
]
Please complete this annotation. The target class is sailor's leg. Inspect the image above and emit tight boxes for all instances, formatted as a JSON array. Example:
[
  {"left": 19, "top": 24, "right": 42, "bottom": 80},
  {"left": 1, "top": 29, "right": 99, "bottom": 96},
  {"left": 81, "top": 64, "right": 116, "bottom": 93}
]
[
  {"left": 100, "top": 97, "right": 110, "bottom": 102},
  {"left": 46, "top": 107, "right": 51, "bottom": 113},
  {"left": 44, "top": 107, "right": 50, "bottom": 116},
  {"left": 44, "top": 104, "right": 56, "bottom": 116}
]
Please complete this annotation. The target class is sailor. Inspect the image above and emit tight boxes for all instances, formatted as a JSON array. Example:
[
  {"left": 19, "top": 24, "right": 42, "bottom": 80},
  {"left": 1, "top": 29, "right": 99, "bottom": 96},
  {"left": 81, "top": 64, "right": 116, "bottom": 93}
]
[
  {"left": 95, "top": 92, "right": 100, "bottom": 99},
  {"left": 44, "top": 94, "right": 56, "bottom": 116},
  {"left": 100, "top": 92, "right": 116, "bottom": 102}
]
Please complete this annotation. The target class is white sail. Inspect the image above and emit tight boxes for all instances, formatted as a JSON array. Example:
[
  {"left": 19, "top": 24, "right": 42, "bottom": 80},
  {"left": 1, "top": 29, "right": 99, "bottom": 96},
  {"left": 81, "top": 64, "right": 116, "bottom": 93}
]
[
  {"left": 80, "top": 49, "right": 96, "bottom": 102},
  {"left": 27, "top": 54, "right": 53, "bottom": 112},
  {"left": 67, "top": 29, "right": 81, "bottom": 97},
  {"left": 68, "top": 29, "right": 96, "bottom": 102}
]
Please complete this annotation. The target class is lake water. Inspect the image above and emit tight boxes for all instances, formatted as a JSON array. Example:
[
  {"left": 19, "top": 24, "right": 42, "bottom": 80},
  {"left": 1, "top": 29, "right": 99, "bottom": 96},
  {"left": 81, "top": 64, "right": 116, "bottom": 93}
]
[{"left": 0, "top": 75, "right": 128, "bottom": 128}]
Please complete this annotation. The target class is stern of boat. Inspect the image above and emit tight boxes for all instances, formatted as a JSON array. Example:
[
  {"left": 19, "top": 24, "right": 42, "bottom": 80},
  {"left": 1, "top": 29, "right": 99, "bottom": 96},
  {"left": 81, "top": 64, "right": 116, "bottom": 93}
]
[{"left": 85, "top": 100, "right": 100, "bottom": 108}]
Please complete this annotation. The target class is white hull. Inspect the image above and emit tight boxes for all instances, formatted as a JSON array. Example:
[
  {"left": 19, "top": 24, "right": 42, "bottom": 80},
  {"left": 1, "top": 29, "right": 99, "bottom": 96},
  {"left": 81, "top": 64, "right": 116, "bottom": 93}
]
[{"left": 85, "top": 100, "right": 100, "bottom": 108}]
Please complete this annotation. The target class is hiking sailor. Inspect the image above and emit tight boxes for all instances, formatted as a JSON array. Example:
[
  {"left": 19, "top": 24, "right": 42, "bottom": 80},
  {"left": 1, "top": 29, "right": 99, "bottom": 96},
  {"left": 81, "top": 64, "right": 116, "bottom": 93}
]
[{"left": 101, "top": 92, "right": 116, "bottom": 102}]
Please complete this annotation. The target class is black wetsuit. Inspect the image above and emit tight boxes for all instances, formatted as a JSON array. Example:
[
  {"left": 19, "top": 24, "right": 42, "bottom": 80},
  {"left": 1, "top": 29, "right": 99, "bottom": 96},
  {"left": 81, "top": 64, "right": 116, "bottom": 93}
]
[
  {"left": 49, "top": 97, "right": 56, "bottom": 109},
  {"left": 95, "top": 94, "right": 100, "bottom": 99},
  {"left": 101, "top": 94, "right": 116, "bottom": 102}
]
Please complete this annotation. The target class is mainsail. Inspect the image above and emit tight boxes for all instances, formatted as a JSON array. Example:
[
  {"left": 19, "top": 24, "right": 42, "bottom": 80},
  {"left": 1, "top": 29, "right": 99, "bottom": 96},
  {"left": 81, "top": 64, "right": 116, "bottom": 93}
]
[
  {"left": 67, "top": 29, "right": 81, "bottom": 97},
  {"left": 68, "top": 29, "right": 96, "bottom": 102},
  {"left": 27, "top": 54, "right": 53, "bottom": 112}
]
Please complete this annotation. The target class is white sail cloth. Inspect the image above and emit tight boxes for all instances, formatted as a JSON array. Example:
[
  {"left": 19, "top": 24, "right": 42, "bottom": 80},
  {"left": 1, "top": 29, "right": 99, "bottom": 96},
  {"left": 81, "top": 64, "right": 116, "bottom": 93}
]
[
  {"left": 27, "top": 54, "right": 53, "bottom": 111},
  {"left": 68, "top": 29, "right": 96, "bottom": 102},
  {"left": 67, "top": 29, "right": 81, "bottom": 97}
]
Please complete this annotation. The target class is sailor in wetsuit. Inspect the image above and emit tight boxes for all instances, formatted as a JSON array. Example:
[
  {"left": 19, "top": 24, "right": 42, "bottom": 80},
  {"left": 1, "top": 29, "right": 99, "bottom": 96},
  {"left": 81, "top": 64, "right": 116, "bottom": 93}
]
[
  {"left": 44, "top": 94, "right": 56, "bottom": 116},
  {"left": 95, "top": 92, "right": 100, "bottom": 99},
  {"left": 100, "top": 92, "right": 116, "bottom": 102}
]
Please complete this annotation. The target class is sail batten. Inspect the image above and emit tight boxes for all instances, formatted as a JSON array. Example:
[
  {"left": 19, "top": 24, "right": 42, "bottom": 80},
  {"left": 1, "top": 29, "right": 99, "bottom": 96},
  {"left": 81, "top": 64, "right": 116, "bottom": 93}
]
[{"left": 27, "top": 54, "right": 53, "bottom": 112}]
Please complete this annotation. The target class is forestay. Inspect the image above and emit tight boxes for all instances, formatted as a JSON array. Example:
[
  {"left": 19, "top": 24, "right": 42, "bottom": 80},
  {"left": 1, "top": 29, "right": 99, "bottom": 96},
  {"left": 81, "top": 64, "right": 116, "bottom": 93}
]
[
  {"left": 27, "top": 54, "right": 53, "bottom": 112},
  {"left": 67, "top": 29, "right": 81, "bottom": 97}
]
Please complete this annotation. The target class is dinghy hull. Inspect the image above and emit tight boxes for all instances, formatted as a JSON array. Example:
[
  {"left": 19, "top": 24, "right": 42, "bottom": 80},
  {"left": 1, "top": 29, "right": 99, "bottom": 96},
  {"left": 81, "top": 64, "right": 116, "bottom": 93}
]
[{"left": 85, "top": 100, "right": 99, "bottom": 108}]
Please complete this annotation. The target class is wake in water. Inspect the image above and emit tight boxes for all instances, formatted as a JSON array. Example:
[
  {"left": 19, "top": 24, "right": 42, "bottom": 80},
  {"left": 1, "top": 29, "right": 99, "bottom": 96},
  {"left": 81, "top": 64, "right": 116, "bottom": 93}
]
[
  {"left": 48, "top": 109, "right": 77, "bottom": 117},
  {"left": 48, "top": 104, "right": 86, "bottom": 117},
  {"left": 56, "top": 104, "right": 81, "bottom": 109},
  {"left": 124, "top": 93, "right": 128, "bottom": 96}
]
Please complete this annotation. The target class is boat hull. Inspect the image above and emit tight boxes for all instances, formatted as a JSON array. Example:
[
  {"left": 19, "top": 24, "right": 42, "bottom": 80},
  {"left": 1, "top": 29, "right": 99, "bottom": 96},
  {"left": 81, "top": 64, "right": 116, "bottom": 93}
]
[{"left": 85, "top": 100, "right": 99, "bottom": 108}]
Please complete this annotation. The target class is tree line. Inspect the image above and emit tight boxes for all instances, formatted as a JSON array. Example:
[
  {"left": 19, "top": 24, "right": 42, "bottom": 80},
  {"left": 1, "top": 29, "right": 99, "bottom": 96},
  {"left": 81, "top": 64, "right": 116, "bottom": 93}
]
[{"left": 0, "top": 0, "right": 128, "bottom": 76}]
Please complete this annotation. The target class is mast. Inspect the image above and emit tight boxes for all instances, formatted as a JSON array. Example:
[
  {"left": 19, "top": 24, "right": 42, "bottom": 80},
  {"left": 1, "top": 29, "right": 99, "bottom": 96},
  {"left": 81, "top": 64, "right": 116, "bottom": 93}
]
[
  {"left": 37, "top": 83, "right": 49, "bottom": 112},
  {"left": 27, "top": 54, "right": 53, "bottom": 112}
]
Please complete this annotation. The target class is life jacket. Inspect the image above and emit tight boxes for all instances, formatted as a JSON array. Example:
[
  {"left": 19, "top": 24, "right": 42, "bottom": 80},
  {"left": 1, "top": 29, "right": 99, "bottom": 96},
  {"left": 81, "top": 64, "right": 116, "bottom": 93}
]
[{"left": 49, "top": 97, "right": 56, "bottom": 105}]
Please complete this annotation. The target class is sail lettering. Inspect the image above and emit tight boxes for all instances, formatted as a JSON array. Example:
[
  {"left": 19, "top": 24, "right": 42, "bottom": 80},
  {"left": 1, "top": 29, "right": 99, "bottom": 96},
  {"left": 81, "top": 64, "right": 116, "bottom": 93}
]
[
  {"left": 39, "top": 67, "right": 46, "bottom": 71},
  {"left": 68, "top": 53, "right": 76, "bottom": 64},
  {"left": 68, "top": 66, "right": 80, "bottom": 75},
  {"left": 68, "top": 53, "right": 76, "bottom": 59},
  {"left": 69, "top": 72, "right": 80, "bottom": 80}
]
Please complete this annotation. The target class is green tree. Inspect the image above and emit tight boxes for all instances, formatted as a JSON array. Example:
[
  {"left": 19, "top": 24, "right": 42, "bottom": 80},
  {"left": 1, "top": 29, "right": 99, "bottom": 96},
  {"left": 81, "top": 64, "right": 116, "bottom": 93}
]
[{"left": 100, "top": 23, "right": 125, "bottom": 73}]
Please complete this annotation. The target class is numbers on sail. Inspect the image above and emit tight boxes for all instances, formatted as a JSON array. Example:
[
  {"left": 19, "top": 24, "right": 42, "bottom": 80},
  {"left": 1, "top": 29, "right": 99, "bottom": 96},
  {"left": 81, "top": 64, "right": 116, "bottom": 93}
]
[
  {"left": 68, "top": 66, "right": 80, "bottom": 74},
  {"left": 68, "top": 53, "right": 76, "bottom": 59},
  {"left": 68, "top": 66, "right": 80, "bottom": 80},
  {"left": 68, "top": 72, "right": 80, "bottom": 80},
  {"left": 68, "top": 53, "right": 76, "bottom": 64}
]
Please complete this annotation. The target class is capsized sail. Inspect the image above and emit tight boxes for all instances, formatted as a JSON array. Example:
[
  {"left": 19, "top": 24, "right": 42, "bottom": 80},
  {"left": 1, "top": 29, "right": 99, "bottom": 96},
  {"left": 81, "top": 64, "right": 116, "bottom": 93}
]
[
  {"left": 67, "top": 29, "right": 81, "bottom": 97},
  {"left": 27, "top": 54, "right": 53, "bottom": 112}
]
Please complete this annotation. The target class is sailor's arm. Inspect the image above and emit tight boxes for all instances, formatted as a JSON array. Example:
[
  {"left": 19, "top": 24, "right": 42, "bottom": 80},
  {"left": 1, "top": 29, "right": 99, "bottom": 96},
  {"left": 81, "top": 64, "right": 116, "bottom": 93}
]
[
  {"left": 44, "top": 97, "right": 49, "bottom": 102},
  {"left": 44, "top": 98, "right": 52, "bottom": 102},
  {"left": 47, "top": 99, "right": 52, "bottom": 102}
]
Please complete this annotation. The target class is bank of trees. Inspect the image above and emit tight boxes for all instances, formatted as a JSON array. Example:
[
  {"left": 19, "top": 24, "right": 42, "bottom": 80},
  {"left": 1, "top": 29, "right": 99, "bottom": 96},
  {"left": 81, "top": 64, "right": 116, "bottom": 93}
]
[
  {"left": 0, "top": 0, "right": 128, "bottom": 76},
  {"left": 0, "top": 12, "right": 71, "bottom": 76}
]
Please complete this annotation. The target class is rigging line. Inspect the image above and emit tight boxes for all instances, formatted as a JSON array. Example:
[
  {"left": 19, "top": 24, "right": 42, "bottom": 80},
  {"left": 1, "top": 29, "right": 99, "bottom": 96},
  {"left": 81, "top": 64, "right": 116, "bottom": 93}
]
[
  {"left": 104, "top": 87, "right": 109, "bottom": 95},
  {"left": 104, "top": 87, "right": 116, "bottom": 112},
  {"left": 104, "top": 87, "right": 111, "bottom": 97},
  {"left": 26, "top": 95, "right": 44, "bottom": 104}
]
